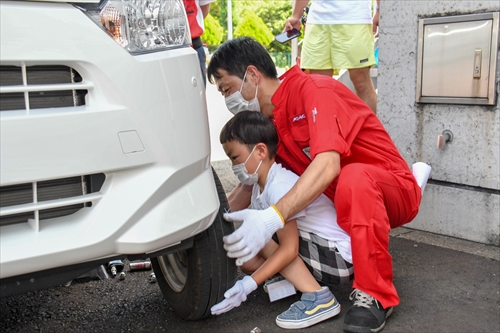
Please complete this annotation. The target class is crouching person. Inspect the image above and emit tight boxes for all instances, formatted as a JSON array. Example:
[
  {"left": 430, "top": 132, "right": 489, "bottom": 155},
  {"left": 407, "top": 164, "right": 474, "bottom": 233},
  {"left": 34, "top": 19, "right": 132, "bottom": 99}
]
[{"left": 210, "top": 111, "right": 353, "bottom": 329}]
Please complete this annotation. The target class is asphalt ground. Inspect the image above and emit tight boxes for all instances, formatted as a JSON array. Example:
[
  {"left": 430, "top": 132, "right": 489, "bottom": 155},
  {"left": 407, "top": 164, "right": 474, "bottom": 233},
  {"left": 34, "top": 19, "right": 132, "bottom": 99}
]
[
  {"left": 212, "top": 160, "right": 500, "bottom": 333},
  {"left": 0, "top": 161, "right": 498, "bottom": 333}
]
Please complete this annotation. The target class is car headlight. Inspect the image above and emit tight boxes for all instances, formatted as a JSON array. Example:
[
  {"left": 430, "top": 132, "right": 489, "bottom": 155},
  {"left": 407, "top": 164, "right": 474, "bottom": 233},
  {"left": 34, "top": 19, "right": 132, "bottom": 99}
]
[{"left": 76, "top": 0, "right": 191, "bottom": 54}]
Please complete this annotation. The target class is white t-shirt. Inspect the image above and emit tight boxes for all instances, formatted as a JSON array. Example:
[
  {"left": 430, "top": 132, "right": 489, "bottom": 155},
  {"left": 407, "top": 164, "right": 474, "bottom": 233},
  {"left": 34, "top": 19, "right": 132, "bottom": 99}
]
[
  {"left": 196, "top": 0, "right": 216, "bottom": 32},
  {"left": 251, "top": 163, "right": 352, "bottom": 263},
  {"left": 307, "top": 0, "right": 373, "bottom": 25}
]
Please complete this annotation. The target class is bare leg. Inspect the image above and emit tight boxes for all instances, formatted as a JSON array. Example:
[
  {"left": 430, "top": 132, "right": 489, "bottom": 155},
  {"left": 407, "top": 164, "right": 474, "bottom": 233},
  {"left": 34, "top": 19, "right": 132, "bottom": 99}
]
[
  {"left": 258, "top": 241, "right": 322, "bottom": 293},
  {"left": 280, "top": 257, "right": 322, "bottom": 293},
  {"left": 348, "top": 67, "right": 377, "bottom": 113},
  {"left": 241, "top": 256, "right": 265, "bottom": 275}
]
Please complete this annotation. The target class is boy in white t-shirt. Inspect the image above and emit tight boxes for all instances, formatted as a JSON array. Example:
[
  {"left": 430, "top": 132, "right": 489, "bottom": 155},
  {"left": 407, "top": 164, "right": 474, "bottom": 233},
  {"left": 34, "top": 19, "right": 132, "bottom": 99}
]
[{"left": 211, "top": 111, "right": 353, "bottom": 329}]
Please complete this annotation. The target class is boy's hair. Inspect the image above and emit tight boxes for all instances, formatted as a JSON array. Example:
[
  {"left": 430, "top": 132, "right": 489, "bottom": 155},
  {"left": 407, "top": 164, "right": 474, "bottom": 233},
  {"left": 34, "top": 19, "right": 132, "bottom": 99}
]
[
  {"left": 207, "top": 37, "right": 278, "bottom": 84},
  {"left": 220, "top": 111, "right": 278, "bottom": 158}
]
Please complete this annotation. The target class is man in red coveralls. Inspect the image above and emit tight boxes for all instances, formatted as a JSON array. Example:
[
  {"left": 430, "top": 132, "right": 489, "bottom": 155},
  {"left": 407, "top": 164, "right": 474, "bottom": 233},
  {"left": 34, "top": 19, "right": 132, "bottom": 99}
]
[{"left": 207, "top": 37, "right": 422, "bottom": 333}]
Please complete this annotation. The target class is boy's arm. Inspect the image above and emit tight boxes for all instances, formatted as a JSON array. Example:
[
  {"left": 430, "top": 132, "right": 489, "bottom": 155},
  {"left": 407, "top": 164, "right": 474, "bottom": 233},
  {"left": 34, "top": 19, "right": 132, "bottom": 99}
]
[
  {"left": 250, "top": 219, "right": 299, "bottom": 285},
  {"left": 227, "top": 182, "right": 252, "bottom": 212},
  {"left": 223, "top": 153, "right": 339, "bottom": 266},
  {"left": 211, "top": 219, "right": 300, "bottom": 316}
]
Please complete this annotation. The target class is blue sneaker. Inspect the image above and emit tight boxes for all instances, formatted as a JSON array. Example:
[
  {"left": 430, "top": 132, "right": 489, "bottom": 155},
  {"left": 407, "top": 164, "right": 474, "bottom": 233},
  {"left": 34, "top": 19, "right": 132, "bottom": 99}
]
[{"left": 276, "top": 286, "right": 341, "bottom": 329}]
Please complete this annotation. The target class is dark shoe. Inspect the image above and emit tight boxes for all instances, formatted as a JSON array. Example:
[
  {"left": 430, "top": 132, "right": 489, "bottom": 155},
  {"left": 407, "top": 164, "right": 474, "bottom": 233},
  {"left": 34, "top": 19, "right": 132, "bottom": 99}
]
[{"left": 343, "top": 289, "right": 393, "bottom": 333}]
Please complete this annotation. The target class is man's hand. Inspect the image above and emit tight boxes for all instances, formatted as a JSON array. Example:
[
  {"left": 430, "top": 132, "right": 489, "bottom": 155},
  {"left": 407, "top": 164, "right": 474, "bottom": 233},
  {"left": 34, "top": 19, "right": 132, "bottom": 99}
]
[
  {"left": 283, "top": 0, "right": 309, "bottom": 32},
  {"left": 283, "top": 17, "right": 301, "bottom": 32},
  {"left": 223, "top": 206, "right": 284, "bottom": 266},
  {"left": 211, "top": 276, "right": 258, "bottom": 315}
]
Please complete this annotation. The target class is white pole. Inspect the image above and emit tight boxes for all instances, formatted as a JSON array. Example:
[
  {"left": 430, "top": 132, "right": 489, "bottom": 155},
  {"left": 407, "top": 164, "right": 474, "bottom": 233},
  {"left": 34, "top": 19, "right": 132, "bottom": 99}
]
[
  {"left": 291, "top": 40, "right": 298, "bottom": 66},
  {"left": 227, "top": 0, "right": 233, "bottom": 40},
  {"left": 291, "top": 0, "right": 298, "bottom": 65}
]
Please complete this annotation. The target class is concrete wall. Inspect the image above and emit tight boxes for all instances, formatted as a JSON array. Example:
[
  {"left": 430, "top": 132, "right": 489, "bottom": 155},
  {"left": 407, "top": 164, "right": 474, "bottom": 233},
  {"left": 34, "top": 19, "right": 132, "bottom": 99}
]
[{"left": 377, "top": 1, "right": 500, "bottom": 245}]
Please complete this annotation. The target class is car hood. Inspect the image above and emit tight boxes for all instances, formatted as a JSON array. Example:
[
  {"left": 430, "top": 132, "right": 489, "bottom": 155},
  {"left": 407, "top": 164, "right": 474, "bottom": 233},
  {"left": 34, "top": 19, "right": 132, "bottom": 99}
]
[{"left": 27, "top": 0, "right": 100, "bottom": 3}]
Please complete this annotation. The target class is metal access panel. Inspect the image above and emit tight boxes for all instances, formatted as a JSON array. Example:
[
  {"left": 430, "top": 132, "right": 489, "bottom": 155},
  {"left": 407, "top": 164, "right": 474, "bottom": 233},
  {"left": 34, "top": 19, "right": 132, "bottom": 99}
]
[{"left": 416, "top": 12, "right": 499, "bottom": 105}]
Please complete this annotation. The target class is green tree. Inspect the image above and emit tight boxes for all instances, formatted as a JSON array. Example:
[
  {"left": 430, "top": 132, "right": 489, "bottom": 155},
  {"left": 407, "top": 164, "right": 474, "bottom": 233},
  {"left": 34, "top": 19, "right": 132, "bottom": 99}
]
[
  {"left": 227, "top": 1, "right": 293, "bottom": 52},
  {"left": 209, "top": 1, "right": 295, "bottom": 53},
  {"left": 254, "top": 1, "right": 294, "bottom": 53},
  {"left": 209, "top": 0, "right": 221, "bottom": 20},
  {"left": 233, "top": 11, "right": 274, "bottom": 47},
  {"left": 203, "top": 13, "right": 223, "bottom": 51},
  {"left": 212, "top": 0, "right": 228, "bottom": 40}
]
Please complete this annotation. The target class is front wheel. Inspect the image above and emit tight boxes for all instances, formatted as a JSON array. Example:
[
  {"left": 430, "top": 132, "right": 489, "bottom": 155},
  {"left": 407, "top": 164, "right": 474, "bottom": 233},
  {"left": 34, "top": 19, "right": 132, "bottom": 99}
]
[{"left": 151, "top": 168, "right": 237, "bottom": 320}]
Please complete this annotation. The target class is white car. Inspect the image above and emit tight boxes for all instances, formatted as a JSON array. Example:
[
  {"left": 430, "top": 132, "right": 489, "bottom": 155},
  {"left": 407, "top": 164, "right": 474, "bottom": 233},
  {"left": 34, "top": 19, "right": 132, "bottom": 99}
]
[{"left": 0, "top": 0, "right": 236, "bottom": 320}]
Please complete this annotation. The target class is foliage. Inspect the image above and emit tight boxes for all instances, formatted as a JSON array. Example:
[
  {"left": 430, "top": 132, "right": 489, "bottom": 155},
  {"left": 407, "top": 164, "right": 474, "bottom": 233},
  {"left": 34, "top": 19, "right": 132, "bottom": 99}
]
[
  {"left": 236, "top": 1, "right": 293, "bottom": 53},
  {"left": 208, "top": 0, "right": 296, "bottom": 67},
  {"left": 212, "top": 0, "right": 228, "bottom": 40},
  {"left": 210, "top": 1, "right": 294, "bottom": 48},
  {"left": 269, "top": 52, "right": 292, "bottom": 69},
  {"left": 203, "top": 13, "right": 223, "bottom": 50},
  {"left": 233, "top": 11, "right": 274, "bottom": 47}
]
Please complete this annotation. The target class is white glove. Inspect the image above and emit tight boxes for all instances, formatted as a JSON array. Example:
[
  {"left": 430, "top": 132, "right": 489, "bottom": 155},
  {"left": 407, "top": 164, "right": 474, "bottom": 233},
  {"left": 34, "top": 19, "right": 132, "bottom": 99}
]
[
  {"left": 211, "top": 276, "right": 258, "bottom": 315},
  {"left": 223, "top": 206, "right": 284, "bottom": 266},
  {"left": 412, "top": 162, "right": 432, "bottom": 195}
]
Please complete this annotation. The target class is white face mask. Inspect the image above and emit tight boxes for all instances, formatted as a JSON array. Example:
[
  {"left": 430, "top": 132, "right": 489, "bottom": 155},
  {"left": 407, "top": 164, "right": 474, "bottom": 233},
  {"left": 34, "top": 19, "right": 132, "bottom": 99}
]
[
  {"left": 232, "top": 145, "right": 262, "bottom": 186},
  {"left": 225, "top": 70, "right": 260, "bottom": 115}
]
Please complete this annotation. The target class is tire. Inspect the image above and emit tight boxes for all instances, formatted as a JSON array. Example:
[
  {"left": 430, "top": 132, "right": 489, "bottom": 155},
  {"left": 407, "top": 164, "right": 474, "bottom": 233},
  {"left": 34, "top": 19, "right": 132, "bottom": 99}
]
[{"left": 151, "top": 168, "right": 237, "bottom": 320}]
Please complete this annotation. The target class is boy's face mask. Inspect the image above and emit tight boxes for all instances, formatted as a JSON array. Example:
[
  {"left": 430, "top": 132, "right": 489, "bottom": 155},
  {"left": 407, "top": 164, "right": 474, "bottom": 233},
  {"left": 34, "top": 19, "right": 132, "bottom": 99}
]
[
  {"left": 232, "top": 145, "right": 262, "bottom": 186},
  {"left": 225, "top": 70, "right": 260, "bottom": 115}
]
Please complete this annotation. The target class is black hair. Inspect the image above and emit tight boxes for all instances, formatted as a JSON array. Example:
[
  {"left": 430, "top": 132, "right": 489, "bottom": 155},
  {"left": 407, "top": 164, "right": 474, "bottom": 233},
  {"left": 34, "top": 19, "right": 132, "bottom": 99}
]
[
  {"left": 207, "top": 37, "right": 278, "bottom": 84},
  {"left": 220, "top": 111, "right": 278, "bottom": 158}
]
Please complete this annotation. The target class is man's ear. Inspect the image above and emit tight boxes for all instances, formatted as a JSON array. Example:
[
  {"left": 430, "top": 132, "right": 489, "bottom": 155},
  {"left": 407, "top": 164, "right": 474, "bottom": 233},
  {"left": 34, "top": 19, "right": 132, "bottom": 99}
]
[{"left": 246, "top": 65, "right": 261, "bottom": 85}]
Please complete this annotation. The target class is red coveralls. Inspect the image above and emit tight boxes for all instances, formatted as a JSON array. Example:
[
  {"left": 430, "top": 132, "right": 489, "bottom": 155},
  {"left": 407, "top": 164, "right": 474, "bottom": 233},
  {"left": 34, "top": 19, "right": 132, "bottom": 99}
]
[{"left": 271, "top": 65, "right": 422, "bottom": 308}]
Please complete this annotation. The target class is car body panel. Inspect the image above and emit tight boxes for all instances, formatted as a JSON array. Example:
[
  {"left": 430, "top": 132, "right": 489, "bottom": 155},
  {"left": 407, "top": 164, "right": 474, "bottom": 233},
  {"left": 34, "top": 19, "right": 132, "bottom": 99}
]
[{"left": 0, "top": 1, "right": 218, "bottom": 280}]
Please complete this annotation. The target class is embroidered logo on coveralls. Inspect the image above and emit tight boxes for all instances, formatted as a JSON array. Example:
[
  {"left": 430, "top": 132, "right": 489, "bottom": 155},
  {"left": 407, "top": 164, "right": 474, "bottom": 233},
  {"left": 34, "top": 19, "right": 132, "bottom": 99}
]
[{"left": 292, "top": 114, "right": 306, "bottom": 123}]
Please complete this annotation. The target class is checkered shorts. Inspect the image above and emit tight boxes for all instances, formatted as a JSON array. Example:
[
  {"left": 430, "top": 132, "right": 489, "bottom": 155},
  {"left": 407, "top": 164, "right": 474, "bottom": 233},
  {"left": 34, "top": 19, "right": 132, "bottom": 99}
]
[{"left": 297, "top": 230, "right": 354, "bottom": 285}]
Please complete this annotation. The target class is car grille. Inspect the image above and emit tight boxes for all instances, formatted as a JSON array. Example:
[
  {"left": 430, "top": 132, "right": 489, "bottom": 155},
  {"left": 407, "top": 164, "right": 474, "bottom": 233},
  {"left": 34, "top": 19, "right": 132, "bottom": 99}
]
[
  {"left": 0, "top": 64, "right": 98, "bottom": 229},
  {"left": 0, "top": 174, "right": 105, "bottom": 229},
  {"left": 0, "top": 65, "right": 88, "bottom": 112}
]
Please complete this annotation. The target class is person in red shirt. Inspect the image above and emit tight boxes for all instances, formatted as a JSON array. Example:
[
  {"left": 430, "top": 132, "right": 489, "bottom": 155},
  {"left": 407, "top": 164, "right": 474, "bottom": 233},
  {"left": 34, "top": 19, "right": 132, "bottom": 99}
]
[
  {"left": 183, "top": 0, "right": 214, "bottom": 88},
  {"left": 207, "top": 37, "right": 422, "bottom": 333}
]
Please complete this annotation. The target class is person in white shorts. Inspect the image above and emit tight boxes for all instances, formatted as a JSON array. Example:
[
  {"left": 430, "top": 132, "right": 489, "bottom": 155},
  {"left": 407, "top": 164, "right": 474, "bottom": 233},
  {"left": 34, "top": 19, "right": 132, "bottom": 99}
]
[{"left": 211, "top": 111, "right": 353, "bottom": 330}]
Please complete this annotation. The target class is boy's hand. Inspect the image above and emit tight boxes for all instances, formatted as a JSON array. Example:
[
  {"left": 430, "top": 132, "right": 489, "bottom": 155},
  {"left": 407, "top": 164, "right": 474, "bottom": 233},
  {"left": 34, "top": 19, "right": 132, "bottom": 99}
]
[
  {"left": 223, "top": 207, "right": 284, "bottom": 266},
  {"left": 211, "top": 276, "right": 258, "bottom": 315}
]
